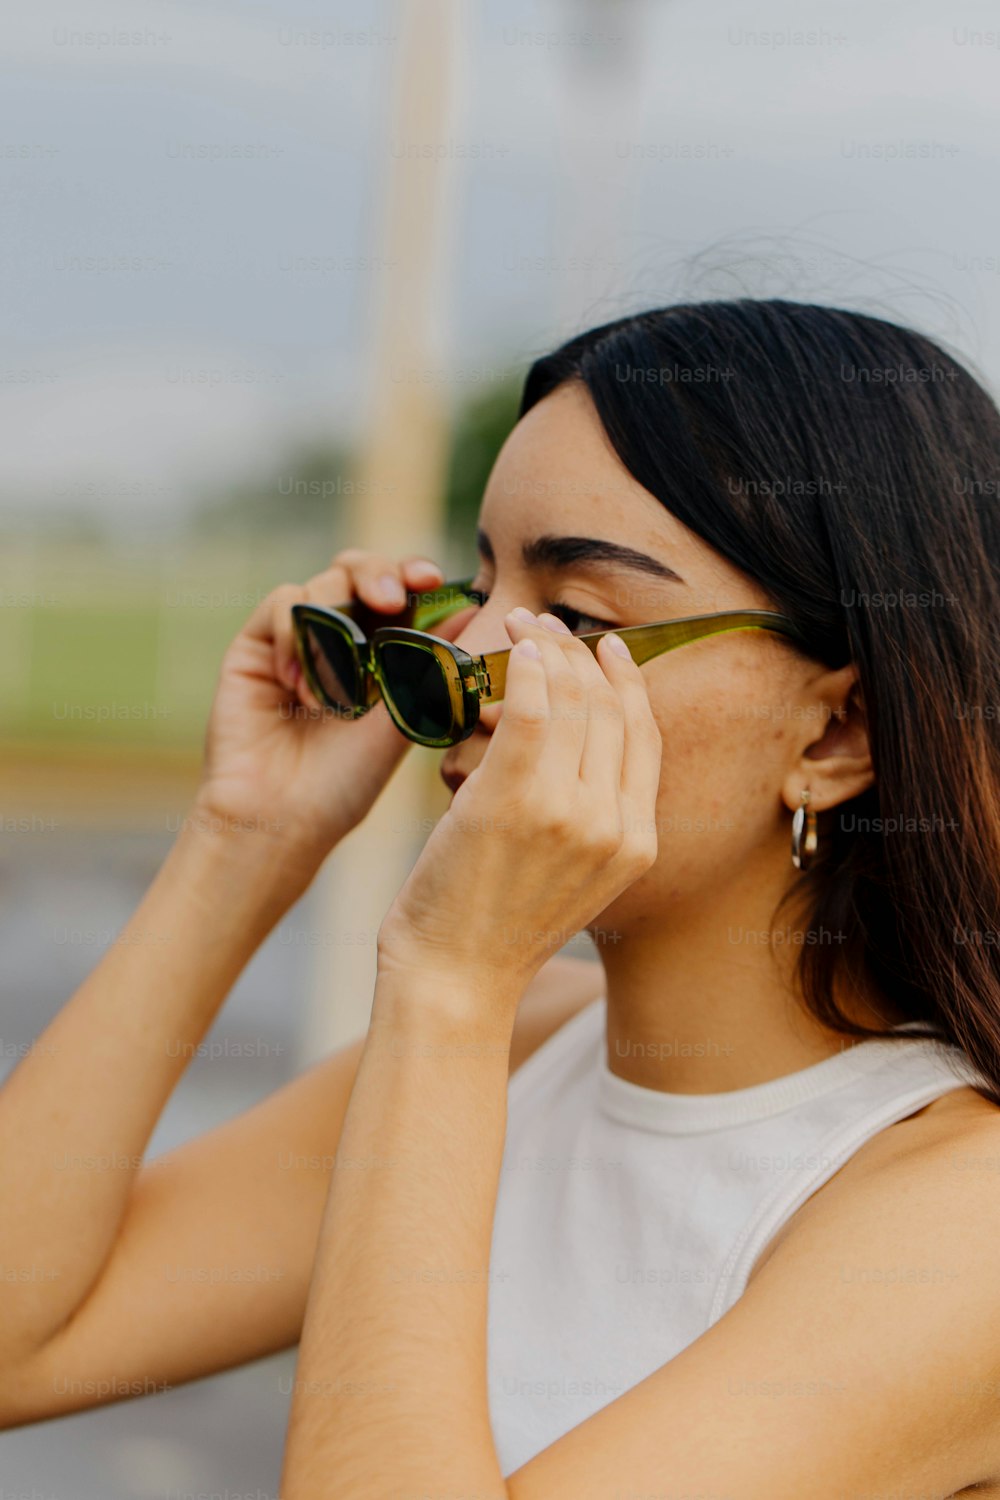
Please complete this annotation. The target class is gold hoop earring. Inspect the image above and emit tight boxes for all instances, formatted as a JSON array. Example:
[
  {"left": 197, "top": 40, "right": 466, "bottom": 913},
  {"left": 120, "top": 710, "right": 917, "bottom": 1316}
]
[{"left": 791, "top": 788, "right": 818, "bottom": 870}]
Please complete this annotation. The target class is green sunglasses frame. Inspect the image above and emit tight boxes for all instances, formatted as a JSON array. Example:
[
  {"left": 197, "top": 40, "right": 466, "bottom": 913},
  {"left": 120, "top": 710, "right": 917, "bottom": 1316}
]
[{"left": 291, "top": 577, "right": 809, "bottom": 749}]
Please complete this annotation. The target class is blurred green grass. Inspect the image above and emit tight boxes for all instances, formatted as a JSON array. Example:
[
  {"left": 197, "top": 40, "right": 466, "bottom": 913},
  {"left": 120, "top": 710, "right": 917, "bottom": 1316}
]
[
  {"left": 0, "top": 376, "right": 524, "bottom": 754},
  {"left": 1, "top": 540, "right": 299, "bottom": 749}
]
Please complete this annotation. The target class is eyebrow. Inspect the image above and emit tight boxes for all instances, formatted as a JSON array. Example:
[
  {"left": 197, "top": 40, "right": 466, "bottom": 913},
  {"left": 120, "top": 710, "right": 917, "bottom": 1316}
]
[{"left": 476, "top": 527, "right": 685, "bottom": 585}]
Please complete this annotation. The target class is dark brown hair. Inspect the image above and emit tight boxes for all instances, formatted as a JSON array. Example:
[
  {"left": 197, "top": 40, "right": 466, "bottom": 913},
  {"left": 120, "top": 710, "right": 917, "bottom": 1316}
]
[{"left": 522, "top": 301, "right": 1000, "bottom": 1101}]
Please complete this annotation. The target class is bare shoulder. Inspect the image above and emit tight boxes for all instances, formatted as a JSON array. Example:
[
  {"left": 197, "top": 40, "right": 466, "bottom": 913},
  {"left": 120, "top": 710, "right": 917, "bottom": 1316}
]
[
  {"left": 500, "top": 1081, "right": 1000, "bottom": 1495},
  {"left": 753, "top": 1083, "right": 1000, "bottom": 1280},
  {"left": 508, "top": 954, "right": 605, "bottom": 1076},
  {"left": 728, "top": 1084, "right": 1000, "bottom": 1489}
]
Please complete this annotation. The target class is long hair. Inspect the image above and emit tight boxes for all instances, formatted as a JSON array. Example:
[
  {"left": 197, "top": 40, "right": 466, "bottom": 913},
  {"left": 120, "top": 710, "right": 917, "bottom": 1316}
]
[{"left": 521, "top": 300, "right": 1000, "bottom": 1101}]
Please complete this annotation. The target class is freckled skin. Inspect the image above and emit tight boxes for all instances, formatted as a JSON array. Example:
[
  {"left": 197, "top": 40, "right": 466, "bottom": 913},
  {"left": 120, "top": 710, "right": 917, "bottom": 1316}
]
[
  {"left": 440, "top": 381, "right": 891, "bottom": 1059},
  {"left": 445, "top": 391, "right": 855, "bottom": 924}
]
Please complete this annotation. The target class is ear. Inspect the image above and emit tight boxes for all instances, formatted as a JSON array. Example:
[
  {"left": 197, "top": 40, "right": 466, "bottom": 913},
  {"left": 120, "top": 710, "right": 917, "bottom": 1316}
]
[{"left": 781, "top": 663, "right": 874, "bottom": 815}]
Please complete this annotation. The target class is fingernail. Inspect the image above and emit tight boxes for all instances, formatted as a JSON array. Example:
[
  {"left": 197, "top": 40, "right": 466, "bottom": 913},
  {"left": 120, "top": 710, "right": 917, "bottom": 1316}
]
[
  {"left": 606, "top": 634, "right": 631, "bottom": 658},
  {"left": 538, "top": 612, "right": 572, "bottom": 634},
  {"left": 512, "top": 638, "right": 542, "bottom": 660},
  {"left": 286, "top": 660, "right": 302, "bottom": 687},
  {"left": 508, "top": 606, "right": 534, "bottom": 621},
  {"left": 377, "top": 574, "right": 406, "bottom": 605}
]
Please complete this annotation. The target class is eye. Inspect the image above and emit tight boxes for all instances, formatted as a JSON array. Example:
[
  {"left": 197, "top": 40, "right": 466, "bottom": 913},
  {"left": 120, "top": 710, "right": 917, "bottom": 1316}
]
[
  {"left": 544, "top": 601, "right": 615, "bottom": 634},
  {"left": 468, "top": 579, "right": 613, "bottom": 635}
]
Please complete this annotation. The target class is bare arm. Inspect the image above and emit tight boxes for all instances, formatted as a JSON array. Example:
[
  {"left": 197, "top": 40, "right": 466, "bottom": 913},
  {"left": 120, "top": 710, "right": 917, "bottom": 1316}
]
[
  {"left": 0, "top": 547, "right": 486, "bottom": 1423},
  {"left": 0, "top": 946, "right": 603, "bottom": 1428},
  {"left": 0, "top": 817, "right": 314, "bottom": 1394}
]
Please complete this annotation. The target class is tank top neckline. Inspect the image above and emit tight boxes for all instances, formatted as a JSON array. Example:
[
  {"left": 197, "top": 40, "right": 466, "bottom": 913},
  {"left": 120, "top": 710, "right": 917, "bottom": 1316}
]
[{"left": 595, "top": 1009, "right": 956, "bottom": 1135}]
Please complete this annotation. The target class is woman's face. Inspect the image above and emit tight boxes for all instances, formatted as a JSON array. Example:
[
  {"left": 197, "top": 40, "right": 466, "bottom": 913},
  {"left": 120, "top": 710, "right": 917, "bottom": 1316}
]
[{"left": 440, "top": 380, "right": 852, "bottom": 936}]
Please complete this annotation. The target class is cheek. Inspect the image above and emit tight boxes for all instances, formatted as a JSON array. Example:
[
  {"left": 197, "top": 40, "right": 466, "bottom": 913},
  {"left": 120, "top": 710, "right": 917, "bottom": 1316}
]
[
  {"left": 643, "top": 664, "right": 791, "bottom": 842},
  {"left": 588, "top": 665, "right": 796, "bottom": 932}
]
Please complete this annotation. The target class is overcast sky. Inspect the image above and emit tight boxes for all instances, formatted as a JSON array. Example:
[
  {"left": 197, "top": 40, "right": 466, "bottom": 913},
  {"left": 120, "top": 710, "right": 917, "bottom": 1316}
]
[{"left": 3, "top": 0, "right": 1000, "bottom": 525}]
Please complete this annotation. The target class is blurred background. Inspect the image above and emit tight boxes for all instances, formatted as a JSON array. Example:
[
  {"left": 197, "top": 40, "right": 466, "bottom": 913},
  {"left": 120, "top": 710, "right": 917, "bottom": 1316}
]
[{"left": 3, "top": 0, "right": 1000, "bottom": 1491}]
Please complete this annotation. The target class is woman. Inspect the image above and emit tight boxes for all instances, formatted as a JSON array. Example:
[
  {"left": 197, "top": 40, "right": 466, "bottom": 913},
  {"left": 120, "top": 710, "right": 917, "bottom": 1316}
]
[{"left": 2, "top": 299, "right": 999, "bottom": 1497}]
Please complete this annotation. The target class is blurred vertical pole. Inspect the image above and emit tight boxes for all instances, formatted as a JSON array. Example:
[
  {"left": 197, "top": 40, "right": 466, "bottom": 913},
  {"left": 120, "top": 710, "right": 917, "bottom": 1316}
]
[
  {"left": 552, "top": 0, "right": 646, "bottom": 334},
  {"left": 297, "top": 0, "right": 463, "bottom": 1061}
]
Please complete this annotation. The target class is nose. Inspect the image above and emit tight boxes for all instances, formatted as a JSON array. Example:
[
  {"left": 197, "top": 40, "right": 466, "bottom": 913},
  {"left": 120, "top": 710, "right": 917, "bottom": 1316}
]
[{"left": 449, "top": 598, "right": 517, "bottom": 733}]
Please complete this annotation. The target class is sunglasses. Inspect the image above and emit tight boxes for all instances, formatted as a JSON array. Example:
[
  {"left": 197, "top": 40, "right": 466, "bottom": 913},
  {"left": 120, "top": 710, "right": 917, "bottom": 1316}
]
[{"left": 291, "top": 577, "right": 807, "bottom": 749}]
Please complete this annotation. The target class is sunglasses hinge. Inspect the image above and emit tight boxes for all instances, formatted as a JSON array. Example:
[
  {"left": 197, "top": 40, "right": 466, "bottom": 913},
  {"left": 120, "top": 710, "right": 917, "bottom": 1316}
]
[{"left": 464, "top": 657, "right": 492, "bottom": 697}]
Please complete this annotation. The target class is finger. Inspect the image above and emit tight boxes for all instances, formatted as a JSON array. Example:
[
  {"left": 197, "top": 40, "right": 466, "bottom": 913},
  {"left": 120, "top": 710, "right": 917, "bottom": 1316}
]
[
  {"left": 531, "top": 613, "right": 624, "bottom": 789},
  {"left": 477, "top": 631, "right": 550, "bottom": 786},
  {"left": 507, "top": 612, "right": 591, "bottom": 778},
  {"left": 399, "top": 555, "right": 445, "bottom": 596},
  {"left": 300, "top": 561, "right": 353, "bottom": 610},
  {"left": 577, "top": 641, "right": 627, "bottom": 792},
  {"left": 596, "top": 633, "right": 663, "bottom": 809},
  {"left": 265, "top": 567, "right": 353, "bottom": 699},
  {"left": 329, "top": 550, "right": 408, "bottom": 612},
  {"left": 298, "top": 552, "right": 446, "bottom": 621},
  {"left": 241, "top": 583, "right": 307, "bottom": 691}
]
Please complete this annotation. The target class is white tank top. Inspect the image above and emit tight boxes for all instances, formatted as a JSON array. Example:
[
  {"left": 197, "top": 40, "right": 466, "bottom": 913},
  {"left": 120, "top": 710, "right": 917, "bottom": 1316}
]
[{"left": 486, "top": 996, "right": 983, "bottom": 1477}]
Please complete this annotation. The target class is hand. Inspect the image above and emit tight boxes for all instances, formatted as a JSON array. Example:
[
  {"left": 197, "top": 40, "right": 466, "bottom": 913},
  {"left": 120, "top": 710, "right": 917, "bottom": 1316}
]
[
  {"left": 195, "top": 550, "right": 466, "bottom": 877},
  {"left": 376, "top": 609, "right": 663, "bottom": 1006}
]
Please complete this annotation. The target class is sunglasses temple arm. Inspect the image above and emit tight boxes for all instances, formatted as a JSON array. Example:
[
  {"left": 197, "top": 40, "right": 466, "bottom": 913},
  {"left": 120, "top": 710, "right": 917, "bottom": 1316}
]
[
  {"left": 332, "top": 579, "right": 478, "bottom": 630},
  {"left": 411, "top": 580, "right": 479, "bottom": 632},
  {"left": 474, "top": 613, "right": 801, "bottom": 702},
  {"left": 601, "top": 612, "right": 805, "bottom": 666},
  {"left": 472, "top": 627, "right": 745, "bottom": 704}
]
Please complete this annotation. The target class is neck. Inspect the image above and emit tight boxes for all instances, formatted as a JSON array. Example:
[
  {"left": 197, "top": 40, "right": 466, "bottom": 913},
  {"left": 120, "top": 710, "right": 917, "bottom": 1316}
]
[{"left": 597, "top": 868, "right": 901, "bottom": 1094}]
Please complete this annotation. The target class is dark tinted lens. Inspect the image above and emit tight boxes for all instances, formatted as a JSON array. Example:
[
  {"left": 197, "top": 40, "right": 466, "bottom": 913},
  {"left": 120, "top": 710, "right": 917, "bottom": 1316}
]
[
  {"left": 380, "top": 642, "right": 455, "bottom": 741},
  {"left": 303, "top": 619, "right": 360, "bottom": 712}
]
